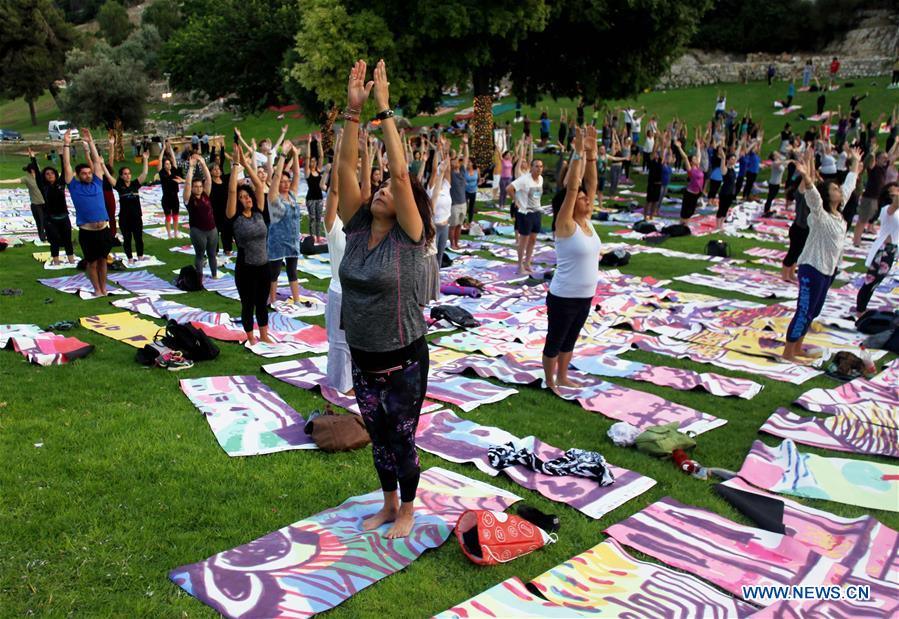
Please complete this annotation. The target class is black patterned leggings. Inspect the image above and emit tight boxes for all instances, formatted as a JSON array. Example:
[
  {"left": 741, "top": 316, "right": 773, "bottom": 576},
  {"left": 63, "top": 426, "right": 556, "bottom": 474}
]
[{"left": 857, "top": 243, "right": 896, "bottom": 313}]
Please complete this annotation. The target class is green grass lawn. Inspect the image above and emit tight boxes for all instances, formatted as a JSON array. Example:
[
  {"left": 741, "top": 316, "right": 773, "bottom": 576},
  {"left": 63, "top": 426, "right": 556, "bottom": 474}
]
[{"left": 1, "top": 78, "right": 897, "bottom": 616}]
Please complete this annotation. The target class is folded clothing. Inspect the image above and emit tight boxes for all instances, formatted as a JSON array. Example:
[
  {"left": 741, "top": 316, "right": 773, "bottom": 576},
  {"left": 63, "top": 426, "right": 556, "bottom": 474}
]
[{"left": 487, "top": 442, "right": 615, "bottom": 485}]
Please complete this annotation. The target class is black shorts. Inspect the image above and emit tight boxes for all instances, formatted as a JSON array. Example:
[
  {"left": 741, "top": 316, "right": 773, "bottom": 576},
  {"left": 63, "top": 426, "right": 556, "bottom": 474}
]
[
  {"left": 162, "top": 195, "right": 180, "bottom": 216},
  {"left": 79, "top": 226, "right": 113, "bottom": 262},
  {"left": 543, "top": 292, "right": 593, "bottom": 357},
  {"left": 515, "top": 211, "right": 541, "bottom": 236}
]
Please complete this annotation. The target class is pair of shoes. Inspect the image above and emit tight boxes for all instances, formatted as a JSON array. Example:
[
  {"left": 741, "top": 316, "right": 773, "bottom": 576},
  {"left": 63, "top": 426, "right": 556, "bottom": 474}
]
[
  {"left": 47, "top": 320, "right": 76, "bottom": 331},
  {"left": 1, "top": 288, "right": 22, "bottom": 296},
  {"left": 155, "top": 350, "right": 194, "bottom": 371}
]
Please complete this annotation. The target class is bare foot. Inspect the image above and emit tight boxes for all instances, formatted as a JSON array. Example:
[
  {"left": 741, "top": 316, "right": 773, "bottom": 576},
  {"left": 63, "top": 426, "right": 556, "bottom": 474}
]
[
  {"left": 385, "top": 503, "right": 415, "bottom": 539},
  {"left": 246, "top": 333, "right": 258, "bottom": 346},
  {"left": 363, "top": 503, "right": 398, "bottom": 531},
  {"left": 52, "top": 259, "right": 61, "bottom": 266},
  {"left": 557, "top": 378, "right": 581, "bottom": 388},
  {"left": 343, "top": 388, "right": 355, "bottom": 397},
  {"left": 259, "top": 335, "right": 274, "bottom": 344},
  {"left": 67, "top": 256, "right": 76, "bottom": 264}
]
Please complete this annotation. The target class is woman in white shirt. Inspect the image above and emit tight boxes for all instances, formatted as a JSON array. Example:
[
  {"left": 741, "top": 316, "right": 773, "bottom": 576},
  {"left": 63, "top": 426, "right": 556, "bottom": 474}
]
[
  {"left": 857, "top": 183, "right": 899, "bottom": 314},
  {"left": 425, "top": 142, "right": 451, "bottom": 301},
  {"left": 782, "top": 147, "right": 861, "bottom": 362},
  {"left": 323, "top": 130, "right": 354, "bottom": 394},
  {"left": 543, "top": 126, "right": 601, "bottom": 392}
]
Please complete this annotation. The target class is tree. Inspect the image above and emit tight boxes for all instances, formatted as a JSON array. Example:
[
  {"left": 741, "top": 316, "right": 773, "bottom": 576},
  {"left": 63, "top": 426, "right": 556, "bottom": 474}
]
[
  {"left": 291, "top": 0, "right": 551, "bottom": 168},
  {"left": 290, "top": 0, "right": 707, "bottom": 168},
  {"left": 0, "top": 0, "right": 77, "bottom": 125},
  {"left": 117, "top": 25, "right": 163, "bottom": 77},
  {"left": 97, "top": 0, "right": 133, "bottom": 47},
  {"left": 160, "top": 0, "right": 300, "bottom": 112},
  {"left": 61, "top": 42, "right": 149, "bottom": 161},
  {"left": 141, "top": 0, "right": 181, "bottom": 41}
]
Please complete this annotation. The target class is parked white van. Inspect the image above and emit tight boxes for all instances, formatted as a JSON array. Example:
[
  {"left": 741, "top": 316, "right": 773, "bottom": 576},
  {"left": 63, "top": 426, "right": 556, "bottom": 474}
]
[{"left": 48, "top": 121, "right": 79, "bottom": 141}]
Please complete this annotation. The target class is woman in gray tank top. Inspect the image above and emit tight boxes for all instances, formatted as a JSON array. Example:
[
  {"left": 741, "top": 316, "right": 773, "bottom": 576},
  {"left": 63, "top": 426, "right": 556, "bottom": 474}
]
[{"left": 336, "top": 59, "right": 436, "bottom": 540}]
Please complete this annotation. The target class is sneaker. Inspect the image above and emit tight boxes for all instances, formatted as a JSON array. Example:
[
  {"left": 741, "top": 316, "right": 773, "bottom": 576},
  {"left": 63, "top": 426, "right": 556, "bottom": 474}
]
[{"left": 155, "top": 350, "right": 194, "bottom": 371}]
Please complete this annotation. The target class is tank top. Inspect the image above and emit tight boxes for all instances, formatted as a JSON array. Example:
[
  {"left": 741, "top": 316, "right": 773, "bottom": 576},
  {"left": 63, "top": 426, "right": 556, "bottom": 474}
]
[
  {"left": 549, "top": 224, "right": 602, "bottom": 299},
  {"left": 306, "top": 173, "right": 323, "bottom": 201},
  {"left": 501, "top": 159, "right": 513, "bottom": 179}
]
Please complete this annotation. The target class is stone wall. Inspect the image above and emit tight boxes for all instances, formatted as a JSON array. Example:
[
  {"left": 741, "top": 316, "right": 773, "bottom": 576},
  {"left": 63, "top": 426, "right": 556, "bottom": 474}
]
[{"left": 656, "top": 9, "right": 898, "bottom": 89}]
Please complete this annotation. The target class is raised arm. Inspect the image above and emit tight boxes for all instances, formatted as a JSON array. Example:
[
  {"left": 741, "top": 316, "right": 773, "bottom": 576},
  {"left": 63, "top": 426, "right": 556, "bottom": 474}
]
[
  {"left": 372, "top": 60, "right": 422, "bottom": 242},
  {"left": 62, "top": 130, "right": 74, "bottom": 184},
  {"left": 305, "top": 138, "right": 313, "bottom": 179},
  {"left": 556, "top": 129, "right": 587, "bottom": 235},
  {"left": 359, "top": 130, "right": 372, "bottom": 203},
  {"left": 198, "top": 156, "right": 212, "bottom": 195},
  {"left": 272, "top": 125, "right": 288, "bottom": 154},
  {"left": 325, "top": 131, "right": 342, "bottom": 231},
  {"left": 336, "top": 59, "right": 371, "bottom": 223},
  {"left": 82, "top": 129, "right": 105, "bottom": 178},
  {"left": 183, "top": 156, "right": 194, "bottom": 204},
  {"left": 841, "top": 147, "right": 862, "bottom": 206},
  {"left": 138, "top": 151, "right": 149, "bottom": 184},
  {"left": 290, "top": 142, "right": 301, "bottom": 194},
  {"left": 269, "top": 141, "right": 289, "bottom": 204},
  {"left": 225, "top": 161, "right": 240, "bottom": 219},
  {"left": 583, "top": 125, "right": 597, "bottom": 208}
]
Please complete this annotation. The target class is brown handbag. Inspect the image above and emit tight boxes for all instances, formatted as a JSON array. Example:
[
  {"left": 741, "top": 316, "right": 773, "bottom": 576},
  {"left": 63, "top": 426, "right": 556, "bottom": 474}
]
[{"left": 309, "top": 412, "right": 370, "bottom": 452}]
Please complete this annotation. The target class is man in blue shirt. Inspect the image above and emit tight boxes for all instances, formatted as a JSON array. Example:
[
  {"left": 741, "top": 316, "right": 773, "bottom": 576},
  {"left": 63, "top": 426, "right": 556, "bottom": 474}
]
[
  {"left": 63, "top": 128, "right": 112, "bottom": 297},
  {"left": 742, "top": 146, "right": 762, "bottom": 201}
]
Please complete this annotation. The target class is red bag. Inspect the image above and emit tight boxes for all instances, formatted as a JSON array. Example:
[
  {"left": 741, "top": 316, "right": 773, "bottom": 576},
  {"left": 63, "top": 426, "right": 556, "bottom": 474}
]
[{"left": 455, "top": 509, "right": 554, "bottom": 565}]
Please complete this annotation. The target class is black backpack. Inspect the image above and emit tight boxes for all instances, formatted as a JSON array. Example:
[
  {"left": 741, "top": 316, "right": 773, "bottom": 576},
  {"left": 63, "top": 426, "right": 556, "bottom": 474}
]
[
  {"left": 161, "top": 320, "right": 220, "bottom": 361},
  {"left": 430, "top": 305, "right": 480, "bottom": 329},
  {"left": 175, "top": 265, "right": 203, "bottom": 291},
  {"left": 634, "top": 221, "right": 657, "bottom": 234},
  {"left": 706, "top": 240, "right": 730, "bottom": 258},
  {"left": 600, "top": 249, "right": 631, "bottom": 267},
  {"left": 855, "top": 310, "right": 899, "bottom": 335},
  {"left": 662, "top": 224, "right": 692, "bottom": 237},
  {"left": 441, "top": 252, "right": 454, "bottom": 268}
]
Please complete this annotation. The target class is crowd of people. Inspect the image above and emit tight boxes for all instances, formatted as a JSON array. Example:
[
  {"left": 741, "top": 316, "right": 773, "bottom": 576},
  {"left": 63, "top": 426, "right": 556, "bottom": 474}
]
[{"left": 4, "top": 58, "right": 897, "bottom": 537}]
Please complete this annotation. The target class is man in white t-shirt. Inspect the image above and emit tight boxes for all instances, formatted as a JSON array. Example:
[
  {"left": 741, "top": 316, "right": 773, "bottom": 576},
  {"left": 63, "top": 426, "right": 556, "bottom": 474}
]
[{"left": 507, "top": 159, "right": 545, "bottom": 274}]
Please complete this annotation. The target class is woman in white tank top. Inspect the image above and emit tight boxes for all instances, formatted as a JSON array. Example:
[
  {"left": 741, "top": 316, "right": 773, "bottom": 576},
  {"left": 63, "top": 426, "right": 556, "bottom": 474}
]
[{"left": 543, "top": 126, "right": 602, "bottom": 392}]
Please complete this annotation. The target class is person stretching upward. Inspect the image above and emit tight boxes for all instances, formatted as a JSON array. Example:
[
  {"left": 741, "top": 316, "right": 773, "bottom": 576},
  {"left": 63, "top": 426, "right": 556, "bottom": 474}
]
[
  {"left": 782, "top": 147, "right": 861, "bottom": 362},
  {"left": 63, "top": 129, "right": 111, "bottom": 296},
  {"left": 336, "top": 59, "right": 434, "bottom": 539},
  {"left": 267, "top": 141, "right": 304, "bottom": 304},
  {"left": 183, "top": 154, "right": 217, "bottom": 286},
  {"left": 226, "top": 152, "right": 271, "bottom": 345},
  {"left": 543, "top": 126, "right": 601, "bottom": 392},
  {"left": 856, "top": 183, "right": 898, "bottom": 314},
  {"left": 111, "top": 150, "right": 149, "bottom": 263},
  {"left": 159, "top": 139, "right": 184, "bottom": 238}
]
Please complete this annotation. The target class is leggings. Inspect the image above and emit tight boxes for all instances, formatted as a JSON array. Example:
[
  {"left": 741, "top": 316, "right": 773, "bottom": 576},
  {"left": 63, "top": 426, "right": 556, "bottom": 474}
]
[
  {"left": 307, "top": 199, "right": 324, "bottom": 238},
  {"left": 783, "top": 223, "right": 809, "bottom": 267},
  {"left": 435, "top": 223, "right": 449, "bottom": 270},
  {"left": 235, "top": 261, "right": 270, "bottom": 331},
  {"left": 681, "top": 191, "right": 700, "bottom": 220},
  {"left": 735, "top": 175, "right": 746, "bottom": 199},
  {"left": 543, "top": 292, "right": 592, "bottom": 357},
  {"left": 708, "top": 179, "right": 722, "bottom": 200},
  {"left": 351, "top": 338, "right": 429, "bottom": 503},
  {"left": 189, "top": 227, "right": 218, "bottom": 278},
  {"left": 623, "top": 159, "right": 632, "bottom": 179},
  {"left": 269, "top": 257, "right": 299, "bottom": 283},
  {"left": 857, "top": 243, "right": 896, "bottom": 313},
  {"left": 46, "top": 216, "right": 74, "bottom": 258},
  {"left": 31, "top": 204, "right": 47, "bottom": 242},
  {"left": 763, "top": 184, "right": 780, "bottom": 215},
  {"left": 609, "top": 165, "right": 622, "bottom": 195},
  {"left": 214, "top": 212, "right": 233, "bottom": 253},
  {"left": 466, "top": 191, "right": 477, "bottom": 224},
  {"left": 742, "top": 172, "right": 758, "bottom": 200},
  {"left": 717, "top": 192, "right": 736, "bottom": 219},
  {"left": 787, "top": 264, "right": 834, "bottom": 342},
  {"left": 119, "top": 215, "right": 144, "bottom": 259},
  {"left": 498, "top": 176, "right": 512, "bottom": 208}
]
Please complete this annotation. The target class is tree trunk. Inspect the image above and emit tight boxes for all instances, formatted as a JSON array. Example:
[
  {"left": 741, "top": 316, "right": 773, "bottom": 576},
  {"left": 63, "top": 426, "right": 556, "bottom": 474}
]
[
  {"left": 319, "top": 104, "right": 339, "bottom": 160},
  {"left": 470, "top": 70, "right": 495, "bottom": 171},
  {"left": 27, "top": 98, "right": 37, "bottom": 126},
  {"left": 114, "top": 118, "right": 125, "bottom": 163},
  {"left": 48, "top": 83, "right": 64, "bottom": 109}
]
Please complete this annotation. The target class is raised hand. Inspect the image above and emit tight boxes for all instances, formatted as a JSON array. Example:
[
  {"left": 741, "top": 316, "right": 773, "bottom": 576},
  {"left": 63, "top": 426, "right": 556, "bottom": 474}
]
[
  {"left": 347, "top": 59, "right": 374, "bottom": 112},
  {"left": 372, "top": 59, "right": 390, "bottom": 112},
  {"left": 63, "top": 129, "right": 71, "bottom": 146},
  {"left": 81, "top": 128, "right": 93, "bottom": 142},
  {"left": 585, "top": 125, "right": 597, "bottom": 152},
  {"left": 574, "top": 126, "right": 585, "bottom": 154}
]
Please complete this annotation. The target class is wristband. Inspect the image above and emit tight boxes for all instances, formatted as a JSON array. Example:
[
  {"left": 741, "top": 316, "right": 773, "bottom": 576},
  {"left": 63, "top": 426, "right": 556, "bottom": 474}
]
[
  {"left": 586, "top": 158, "right": 597, "bottom": 162},
  {"left": 376, "top": 109, "right": 395, "bottom": 121},
  {"left": 572, "top": 154, "right": 581, "bottom": 161}
]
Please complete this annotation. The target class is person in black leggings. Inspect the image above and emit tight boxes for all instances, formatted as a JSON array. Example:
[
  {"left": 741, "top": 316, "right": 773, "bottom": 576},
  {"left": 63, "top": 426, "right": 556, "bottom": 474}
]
[
  {"left": 35, "top": 162, "right": 75, "bottom": 265},
  {"left": 112, "top": 152, "right": 149, "bottom": 263},
  {"left": 782, "top": 192, "right": 810, "bottom": 282},
  {"left": 226, "top": 161, "right": 271, "bottom": 345},
  {"left": 210, "top": 162, "right": 233, "bottom": 255},
  {"left": 716, "top": 152, "right": 737, "bottom": 229}
]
